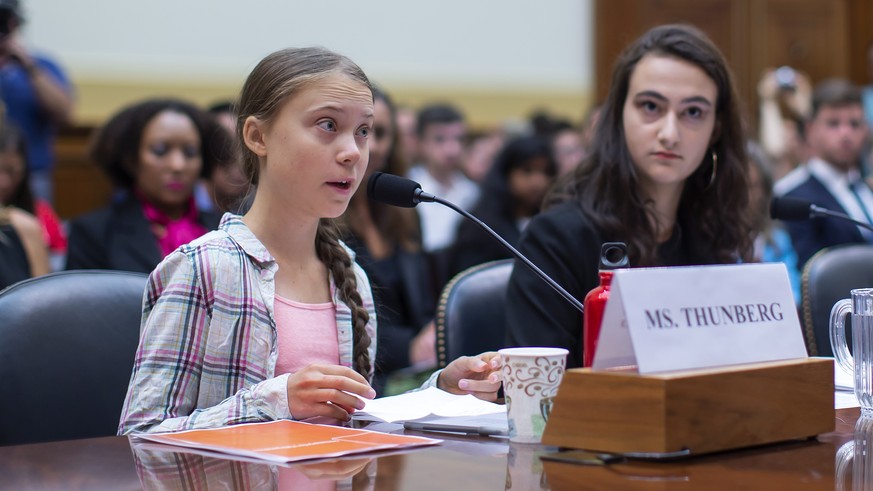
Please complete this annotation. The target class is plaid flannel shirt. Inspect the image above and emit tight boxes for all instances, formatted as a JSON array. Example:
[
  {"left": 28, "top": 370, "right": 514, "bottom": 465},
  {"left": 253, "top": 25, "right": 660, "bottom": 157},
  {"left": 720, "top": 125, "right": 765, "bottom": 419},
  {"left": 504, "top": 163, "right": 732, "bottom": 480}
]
[{"left": 118, "top": 214, "right": 378, "bottom": 434}]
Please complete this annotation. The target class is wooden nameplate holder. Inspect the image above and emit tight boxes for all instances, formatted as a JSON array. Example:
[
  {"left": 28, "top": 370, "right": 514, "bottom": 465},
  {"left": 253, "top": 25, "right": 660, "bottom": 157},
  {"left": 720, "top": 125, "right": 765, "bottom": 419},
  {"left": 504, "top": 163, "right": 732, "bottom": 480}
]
[{"left": 541, "top": 357, "right": 834, "bottom": 456}]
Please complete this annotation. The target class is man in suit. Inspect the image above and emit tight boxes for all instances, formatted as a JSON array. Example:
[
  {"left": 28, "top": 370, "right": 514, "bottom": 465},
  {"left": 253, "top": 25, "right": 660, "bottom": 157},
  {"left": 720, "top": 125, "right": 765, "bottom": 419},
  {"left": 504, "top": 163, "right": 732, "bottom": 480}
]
[{"left": 775, "top": 79, "right": 872, "bottom": 271}]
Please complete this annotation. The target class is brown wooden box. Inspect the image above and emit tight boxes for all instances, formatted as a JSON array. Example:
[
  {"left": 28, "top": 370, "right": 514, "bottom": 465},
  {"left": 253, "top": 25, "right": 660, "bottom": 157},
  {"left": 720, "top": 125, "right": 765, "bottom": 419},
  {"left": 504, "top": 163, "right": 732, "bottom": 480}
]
[{"left": 541, "top": 357, "right": 834, "bottom": 455}]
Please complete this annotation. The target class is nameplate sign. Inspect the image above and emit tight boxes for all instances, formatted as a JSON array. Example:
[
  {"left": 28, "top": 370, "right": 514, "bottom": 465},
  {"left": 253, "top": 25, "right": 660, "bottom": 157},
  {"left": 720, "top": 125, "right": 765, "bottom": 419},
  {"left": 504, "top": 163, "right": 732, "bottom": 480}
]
[{"left": 592, "top": 263, "right": 807, "bottom": 373}]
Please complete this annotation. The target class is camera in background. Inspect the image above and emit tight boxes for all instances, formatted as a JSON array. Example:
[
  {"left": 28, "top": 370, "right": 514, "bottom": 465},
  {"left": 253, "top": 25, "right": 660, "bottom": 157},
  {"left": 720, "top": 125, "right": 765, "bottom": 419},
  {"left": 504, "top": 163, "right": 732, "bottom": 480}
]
[{"left": 775, "top": 66, "right": 797, "bottom": 91}]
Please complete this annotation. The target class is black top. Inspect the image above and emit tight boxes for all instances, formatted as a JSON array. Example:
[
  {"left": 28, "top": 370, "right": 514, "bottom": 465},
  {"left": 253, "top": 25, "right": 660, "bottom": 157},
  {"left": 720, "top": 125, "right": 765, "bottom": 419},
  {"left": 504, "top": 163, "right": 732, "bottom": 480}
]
[
  {"left": 781, "top": 173, "right": 868, "bottom": 270},
  {"left": 343, "top": 233, "right": 435, "bottom": 394},
  {"left": 66, "top": 194, "right": 221, "bottom": 274},
  {"left": 505, "top": 200, "right": 713, "bottom": 368},
  {"left": 0, "top": 223, "right": 30, "bottom": 290}
]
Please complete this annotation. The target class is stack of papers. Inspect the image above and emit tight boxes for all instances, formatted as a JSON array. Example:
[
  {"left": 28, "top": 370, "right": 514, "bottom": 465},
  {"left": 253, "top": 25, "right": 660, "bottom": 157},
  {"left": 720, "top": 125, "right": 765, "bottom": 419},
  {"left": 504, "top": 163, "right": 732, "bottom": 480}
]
[{"left": 354, "top": 387, "right": 508, "bottom": 435}]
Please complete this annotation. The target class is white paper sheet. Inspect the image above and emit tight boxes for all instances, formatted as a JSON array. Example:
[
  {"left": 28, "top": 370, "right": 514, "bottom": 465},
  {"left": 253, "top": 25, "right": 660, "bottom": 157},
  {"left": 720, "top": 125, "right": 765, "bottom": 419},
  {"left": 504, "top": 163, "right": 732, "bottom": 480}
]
[{"left": 354, "top": 387, "right": 505, "bottom": 424}]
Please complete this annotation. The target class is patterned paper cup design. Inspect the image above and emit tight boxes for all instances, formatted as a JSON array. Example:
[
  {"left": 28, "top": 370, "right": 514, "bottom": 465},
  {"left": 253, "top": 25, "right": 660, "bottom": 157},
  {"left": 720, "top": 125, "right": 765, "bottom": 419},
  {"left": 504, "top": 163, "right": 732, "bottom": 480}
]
[{"left": 499, "top": 347, "right": 568, "bottom": 443}]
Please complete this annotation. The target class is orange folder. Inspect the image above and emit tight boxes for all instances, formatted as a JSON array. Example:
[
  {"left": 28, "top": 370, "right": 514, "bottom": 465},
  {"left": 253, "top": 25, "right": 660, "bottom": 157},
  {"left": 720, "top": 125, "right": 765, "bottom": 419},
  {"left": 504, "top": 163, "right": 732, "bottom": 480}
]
[{"left": 135, "top": 420, "right": 441, "bottom": 463}]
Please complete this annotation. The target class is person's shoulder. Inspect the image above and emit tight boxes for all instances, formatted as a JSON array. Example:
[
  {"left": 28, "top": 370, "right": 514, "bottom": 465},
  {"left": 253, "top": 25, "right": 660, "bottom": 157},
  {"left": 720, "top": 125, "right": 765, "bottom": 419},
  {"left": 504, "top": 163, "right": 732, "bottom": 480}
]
[
  {"left": 529, "top": 201, "right": 594, "bottom": 235},
  {"left": 5, "top": 207, "right": 41, "bottom": 237},
  {"left": 31, "top": 51, "right": 67, "bottom": 72},
  {"left": 774, "top": 165, "right": 812, "bottom": 196}
]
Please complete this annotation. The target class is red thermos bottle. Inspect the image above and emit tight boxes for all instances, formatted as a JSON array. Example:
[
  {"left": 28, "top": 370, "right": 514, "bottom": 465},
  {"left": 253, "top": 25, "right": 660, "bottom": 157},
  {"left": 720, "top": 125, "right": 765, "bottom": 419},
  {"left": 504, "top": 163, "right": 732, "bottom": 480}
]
[{"left": 583, "top": 242, "right": 628, "bottom": 367}]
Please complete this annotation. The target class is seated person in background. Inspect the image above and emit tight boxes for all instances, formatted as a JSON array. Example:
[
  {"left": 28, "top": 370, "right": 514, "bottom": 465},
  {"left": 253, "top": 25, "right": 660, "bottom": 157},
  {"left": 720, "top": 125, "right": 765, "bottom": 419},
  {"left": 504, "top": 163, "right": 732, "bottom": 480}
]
[
  {"left": 341, "top": 87, "right": 437, "bottom": 394},
  {"left": 0, "top": 206, "right": 49, "bottom": 289},
  {"left": 449, "top": 135, "right": 557, "bottom": 277},
  {"left": 505, "top": 24, "right": 754, "bottom": 368},
  {"left": 774, "top": 79, "right": 871, "bottom": 271},
  {"left": 194, "top": 101, "right": 250, "bottom": 214},
  {"left": 66, "top": 99, "right": 229, "bottom": 273},
  {"left": 463, "top": 129, "right": 504, "bottom": 184},
  {"left": 0, "top": 122, "right": 66, "bottom": 257},
  {"left": 0, "top": 0, "right": 73, "bottom": 204},
  {"left": 551, "top": 120, "right": 585, "bottom": 177},
  {"left": 119, "top": 47, "right": 500, "bottom": 435},
  {"left": 748, "top": 141, "right": 800, "bottom": 304},
  {"left": 407, "top": 103, "right": 479, "bottom": 253}
]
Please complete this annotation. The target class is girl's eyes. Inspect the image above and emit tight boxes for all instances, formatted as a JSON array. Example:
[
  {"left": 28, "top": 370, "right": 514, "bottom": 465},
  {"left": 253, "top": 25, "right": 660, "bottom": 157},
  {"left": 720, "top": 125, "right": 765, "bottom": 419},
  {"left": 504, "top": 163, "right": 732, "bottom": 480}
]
[
  {"left": 317, "top": 119, "right": 337, "bottom": 132},
  {"left": 316, "top": 119, "right": 372, "bottom": 137}
]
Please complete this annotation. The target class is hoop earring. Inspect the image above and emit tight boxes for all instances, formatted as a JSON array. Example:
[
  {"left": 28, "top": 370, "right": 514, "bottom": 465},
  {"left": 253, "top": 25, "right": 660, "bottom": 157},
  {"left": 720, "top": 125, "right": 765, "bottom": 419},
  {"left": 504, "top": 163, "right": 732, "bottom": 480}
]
[{"left": 706, "top": 150, "right": 718, "bottom": 190}]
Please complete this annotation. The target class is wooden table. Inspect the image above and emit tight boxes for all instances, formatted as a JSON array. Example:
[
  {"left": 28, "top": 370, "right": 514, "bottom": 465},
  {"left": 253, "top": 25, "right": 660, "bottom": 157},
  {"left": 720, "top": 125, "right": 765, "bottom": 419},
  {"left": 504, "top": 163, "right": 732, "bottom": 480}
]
[{"left": 0, "top": 408, "right": 862, "bottom": 490}]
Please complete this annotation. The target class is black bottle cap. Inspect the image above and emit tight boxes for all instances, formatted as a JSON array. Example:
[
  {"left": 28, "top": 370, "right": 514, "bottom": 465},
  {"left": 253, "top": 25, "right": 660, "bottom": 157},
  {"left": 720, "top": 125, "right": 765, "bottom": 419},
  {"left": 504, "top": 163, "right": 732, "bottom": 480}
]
[{"left": 600, "top": 242, "right": 629, "bottom": 270}]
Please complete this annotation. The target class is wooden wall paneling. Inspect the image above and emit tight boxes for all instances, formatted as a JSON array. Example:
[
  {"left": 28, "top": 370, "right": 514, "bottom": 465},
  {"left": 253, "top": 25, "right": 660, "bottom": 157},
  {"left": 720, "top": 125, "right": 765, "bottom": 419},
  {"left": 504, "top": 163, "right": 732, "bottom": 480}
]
[
  {"left": 847, "top": 0, "right": 873, "bottom": 86},
  {"left": 749, "top": 0, "right": 849, "bottom": 86},
  {"left": 594, "top": 0, "right": 749, "bottom": 113},
  {"left": 53, "top": 126, "right": 112, "bottom": 220}
]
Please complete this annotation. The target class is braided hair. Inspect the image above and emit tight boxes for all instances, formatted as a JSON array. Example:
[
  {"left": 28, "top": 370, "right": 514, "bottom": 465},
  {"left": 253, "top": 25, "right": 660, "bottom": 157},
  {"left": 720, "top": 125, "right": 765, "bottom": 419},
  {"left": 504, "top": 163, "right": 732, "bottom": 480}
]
[{"left": 236, "top": 47, "right": 375, "bottom": 378}]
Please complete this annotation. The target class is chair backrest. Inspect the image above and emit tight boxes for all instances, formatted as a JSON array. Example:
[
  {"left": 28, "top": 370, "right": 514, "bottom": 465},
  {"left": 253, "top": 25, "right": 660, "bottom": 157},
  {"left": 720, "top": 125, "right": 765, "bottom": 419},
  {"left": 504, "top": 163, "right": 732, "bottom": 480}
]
[
  {"left": 435, "top": 259, "right": 513, "bottom": 368},
  {"left": 0, "top": 270, "right": 148, "bottom": 445},
  {"left": 801, "top": 244, "right": 873, "bottom": 356}
]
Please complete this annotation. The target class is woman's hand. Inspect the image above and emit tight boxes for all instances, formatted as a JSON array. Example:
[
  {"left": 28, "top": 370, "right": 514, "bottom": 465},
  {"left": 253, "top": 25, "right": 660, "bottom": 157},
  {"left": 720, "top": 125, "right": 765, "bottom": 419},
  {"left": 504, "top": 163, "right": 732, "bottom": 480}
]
[
  {"left": 438, "top": 352, "right": 502, "bottom": 402},
  {"left": 286, "top": 364, "right": 376, "bottom": 421}
]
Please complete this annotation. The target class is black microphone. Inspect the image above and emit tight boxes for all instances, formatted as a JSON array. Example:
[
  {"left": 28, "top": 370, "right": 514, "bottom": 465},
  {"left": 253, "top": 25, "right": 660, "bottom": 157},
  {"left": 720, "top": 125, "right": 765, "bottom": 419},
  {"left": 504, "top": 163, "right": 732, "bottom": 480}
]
[
  {"left": 770, "top": 196, "right": 873, "bottom": 233},
  {"left": 367, "top": 172, "right": 584, "bottom": 313}
]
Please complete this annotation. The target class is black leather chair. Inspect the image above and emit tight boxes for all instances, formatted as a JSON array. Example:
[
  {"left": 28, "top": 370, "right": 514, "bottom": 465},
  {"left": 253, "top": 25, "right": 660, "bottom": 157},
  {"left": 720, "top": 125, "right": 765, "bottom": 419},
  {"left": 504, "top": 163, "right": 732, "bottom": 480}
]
[
  {"left": 0, "top": 270, "right": 148, "bottom": 445},
  {"left": 801, "top": 244, "right": 873, "bottom": 356},
  {"left": 435, "top": 259, "right": 513, "bottom": 368}
]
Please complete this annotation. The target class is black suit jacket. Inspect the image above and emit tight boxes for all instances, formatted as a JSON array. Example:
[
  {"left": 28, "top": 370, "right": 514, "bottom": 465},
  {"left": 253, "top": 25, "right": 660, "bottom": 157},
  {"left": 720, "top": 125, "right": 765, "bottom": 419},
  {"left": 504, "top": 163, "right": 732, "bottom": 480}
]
[
  {"left": 0, "top": 223, "right": 31, "bottom": 290},
  {"left": 782, "top": 174, "right": 867, "bottom": 270},
  {"left": 505, "top": 201, "right": 714, "bottom": 368},
  {"left": 65, "top": 195, "right": 221, "bottom": 274}
]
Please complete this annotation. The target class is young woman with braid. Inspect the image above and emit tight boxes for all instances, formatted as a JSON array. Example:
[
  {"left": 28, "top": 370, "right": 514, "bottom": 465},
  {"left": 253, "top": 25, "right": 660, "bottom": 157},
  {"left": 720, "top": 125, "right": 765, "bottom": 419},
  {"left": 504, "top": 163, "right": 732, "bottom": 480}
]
[{"left": 119, "top": 47, "right": 501, "bottom": 434}]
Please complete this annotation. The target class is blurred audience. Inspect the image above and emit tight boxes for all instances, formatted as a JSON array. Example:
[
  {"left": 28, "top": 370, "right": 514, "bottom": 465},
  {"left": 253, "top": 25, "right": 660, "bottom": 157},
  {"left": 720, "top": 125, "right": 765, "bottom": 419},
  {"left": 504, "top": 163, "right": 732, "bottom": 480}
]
[
  {"left": 0, "top": 204, "right": 48, "bottom": 289},
  {"left": 748, "top": 141, "right": 800, "bottom": 303},
  {"left": 449, "top": 135, "right": 557, "bottom": 277},
  {"left": 758, "top": 66, "right": 812, "bottom": 181},
  {"left": 463, "top": 128, "right": 504, "bottom": 183},
  {"left": 863, "top": 42, "right": 873, "bottom": 128},
  {"left": 341, "top": 87, "right": 437, "bottom": 394},
  {"left": 0, "top": 122, "right": 65, "bottom": 258},
  {"left": 0, "top": 0, "right": 73, "bottom": 204},
  {"left": 65, "top": 99, "right": 229, "bottom": 273},
  {"left": 407, "top": 103, "right": 479, "bottom": 253},
  {"left": 775, "top": 79, "right": 871, "bottom": 270},
  {"left": 529, "top": 110, "right": 587, "bottom": 176},
  {"left": 550, "top": 121, "right": 584, "bottom": 176},
  {"left": 193, "top": 101, "right": 249, "bottom": 214},
  {"left": 579, "top": 103, "right": 602, "bottom": 160},
  {"left": 395, "top": 105, "right": 420, "bottom": 168}
]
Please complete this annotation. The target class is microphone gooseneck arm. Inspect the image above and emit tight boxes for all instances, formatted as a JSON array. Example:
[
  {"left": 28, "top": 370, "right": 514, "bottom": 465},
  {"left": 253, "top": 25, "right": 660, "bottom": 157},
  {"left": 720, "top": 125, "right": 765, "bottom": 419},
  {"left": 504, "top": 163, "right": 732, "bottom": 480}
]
[
  {"left": 431, "top": 195, "right": 585, "bottom": 313},
  {"left": 809, "top": 205, "right": 873, "bottom": 234}
]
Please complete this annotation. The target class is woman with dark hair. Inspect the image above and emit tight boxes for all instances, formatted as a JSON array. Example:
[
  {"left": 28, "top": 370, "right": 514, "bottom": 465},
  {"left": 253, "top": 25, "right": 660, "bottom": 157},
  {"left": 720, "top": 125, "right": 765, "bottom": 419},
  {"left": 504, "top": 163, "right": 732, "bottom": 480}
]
[
  {"left": 65, "top": 98, "right": 230, "bottom": 273},
  {"left": 341, "top": 86, "right": 438, "bottom": 393},
  {"left": 449, "top": 135, "right": 557, "bottom": 277},
  {"left": 0, "top": 123, "right": 66, "bottom": 256},
  {"left": 506, "top": 24, "right": 755, "bottom": 368}
]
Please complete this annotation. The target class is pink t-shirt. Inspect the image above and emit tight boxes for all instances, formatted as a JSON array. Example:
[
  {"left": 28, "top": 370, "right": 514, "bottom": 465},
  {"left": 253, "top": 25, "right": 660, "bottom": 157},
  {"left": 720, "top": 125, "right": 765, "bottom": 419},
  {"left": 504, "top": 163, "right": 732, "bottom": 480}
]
[{"left": 273, "top": 294, "right": 340, "bottom": 375}]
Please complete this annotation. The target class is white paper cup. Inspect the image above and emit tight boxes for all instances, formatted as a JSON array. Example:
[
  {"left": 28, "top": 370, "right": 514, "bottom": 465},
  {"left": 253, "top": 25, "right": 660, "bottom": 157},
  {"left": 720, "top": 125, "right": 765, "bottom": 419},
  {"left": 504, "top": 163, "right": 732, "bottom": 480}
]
[{"left": 499, "top": 347, "right": 569, "bottom": 443}]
